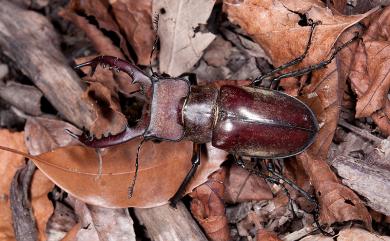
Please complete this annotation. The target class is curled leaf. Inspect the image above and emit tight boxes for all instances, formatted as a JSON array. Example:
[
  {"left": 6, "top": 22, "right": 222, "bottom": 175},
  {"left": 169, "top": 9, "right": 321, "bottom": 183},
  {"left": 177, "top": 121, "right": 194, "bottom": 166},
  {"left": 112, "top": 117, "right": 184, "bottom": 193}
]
[
  {"left": 83, "top": 82, "right": 127, "bottom": 138},
  {"left": 224, "top": 165, "right": 273, "bottom": 204},
  {"left": 297, "top": 152, "right": 371, "bottom": 228},
  {"left": 111, "top": 0, "right": 155, "bottom": 65},
  {"left": 190, "top": 168, "right": 230, "bottom": 241},
  {"left": 349, "top": 6, "right": 390, "bottom": 135},
  {"left": 0, "top": 130, "right": 26, "bottom": 241}
]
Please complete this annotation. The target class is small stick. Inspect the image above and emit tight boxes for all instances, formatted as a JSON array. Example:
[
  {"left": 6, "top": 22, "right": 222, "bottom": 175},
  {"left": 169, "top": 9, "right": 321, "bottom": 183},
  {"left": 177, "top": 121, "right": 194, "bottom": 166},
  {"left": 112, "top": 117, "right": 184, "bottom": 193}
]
[{"left": 338, "top": 119, "right": 383, "bottom": 144}]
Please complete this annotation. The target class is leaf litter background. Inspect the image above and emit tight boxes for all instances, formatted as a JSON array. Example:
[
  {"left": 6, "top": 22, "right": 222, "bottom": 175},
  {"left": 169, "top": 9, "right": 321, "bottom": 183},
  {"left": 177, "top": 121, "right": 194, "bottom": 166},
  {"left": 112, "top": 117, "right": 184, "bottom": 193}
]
[{"left": 0, "top": 0, "right": 389, "bottom": 240}]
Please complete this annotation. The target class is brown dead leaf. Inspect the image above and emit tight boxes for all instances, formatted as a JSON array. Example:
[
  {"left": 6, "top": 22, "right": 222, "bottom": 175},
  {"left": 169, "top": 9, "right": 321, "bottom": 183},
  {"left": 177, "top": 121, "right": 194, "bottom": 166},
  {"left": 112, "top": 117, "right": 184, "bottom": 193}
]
[
  {"left": 203, "top": 37, "right": 234, "bottom": 67},
  {"left": 59, "top": 6, "right": 124, "bottom": 59},
  {"left": 111, "top": 0, "right": 155, "bottom": 65},
  {"left": 0, "top": 130, "right": 26, "bottom": 241},
  {"left": 224, "top": 165, "right": 273, "bottom": 203},
  {"left": 349, "top": 6, "right": 390, "bottom": 135},
  {"left": 83, "top": 82, "right": 127, "bottom": 138},
  {"left": 190, "top": 168, "right": 230, "bottom": 241},
  {"left": 153, "top": 0, "right": 216, "bottom": 76},
  {"left": 60, "top": 9, "right": 139, "bottom": 95},
  {"left": 24, "top": 116, "right": 80, "bottom": 155},
  {"left": 25, "top": 139, "right": 225, "bottom": 208},
  {"left": 31, "top": 169, "right": 55, "bottom": 241},
  {"left": 300, "top": 234, "right": 334, "bottom": 241},
  {"left": 256, "top": 229, "right": 281, "bottom": 241},
  {"left": 338, "top": 228, "right": 390, "bottom": 241},
  {"left": 61, "top": 223, "right": 80, "bottom": 241},
  {"left": 25, "top": 117, "right": 79, "bottom": 240},
  {"left": 224, "top": 0, "right": 375, "bottom": 70},
  {"left": 64, "top": 0, "right": 131, "bottom": 58},
  {"left": 298, "top": 152, "right": 371, "bottom": 228}
]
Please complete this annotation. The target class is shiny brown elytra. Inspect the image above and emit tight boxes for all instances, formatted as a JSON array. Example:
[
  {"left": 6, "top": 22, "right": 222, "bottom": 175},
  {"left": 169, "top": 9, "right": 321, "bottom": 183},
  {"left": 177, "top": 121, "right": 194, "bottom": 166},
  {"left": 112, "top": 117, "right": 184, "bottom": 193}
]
[{"left": 184, "top": 85, "right": 318, "bottom": 158}]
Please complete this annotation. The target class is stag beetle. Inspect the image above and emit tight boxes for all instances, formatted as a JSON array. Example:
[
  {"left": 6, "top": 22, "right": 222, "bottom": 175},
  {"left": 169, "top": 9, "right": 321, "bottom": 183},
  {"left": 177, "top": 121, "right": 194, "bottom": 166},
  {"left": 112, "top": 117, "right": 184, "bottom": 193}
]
[{"left": 69, "top": 21, "right": 357, "bottom": 206}]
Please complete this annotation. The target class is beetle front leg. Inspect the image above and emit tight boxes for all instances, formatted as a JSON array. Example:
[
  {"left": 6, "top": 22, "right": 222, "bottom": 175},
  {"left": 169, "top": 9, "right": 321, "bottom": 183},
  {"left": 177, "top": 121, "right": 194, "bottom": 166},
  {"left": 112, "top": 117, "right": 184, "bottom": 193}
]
[
  {"left": 169, "top": 143, "right": 201, "bottom": 207},
  {"left": 251, "top": 20, "right": 320, "bottom": 87}
]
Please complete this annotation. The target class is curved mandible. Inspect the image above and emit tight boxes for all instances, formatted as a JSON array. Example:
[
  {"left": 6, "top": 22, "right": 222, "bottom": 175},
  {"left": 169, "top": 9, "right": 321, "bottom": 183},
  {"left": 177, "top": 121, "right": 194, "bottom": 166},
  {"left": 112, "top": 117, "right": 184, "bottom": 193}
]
[
  {"left": 74, "top": 56, "right": 152, "bottom": 93},
  {"left": 70, "top": 56, "right": 153, "bottom": 148}
]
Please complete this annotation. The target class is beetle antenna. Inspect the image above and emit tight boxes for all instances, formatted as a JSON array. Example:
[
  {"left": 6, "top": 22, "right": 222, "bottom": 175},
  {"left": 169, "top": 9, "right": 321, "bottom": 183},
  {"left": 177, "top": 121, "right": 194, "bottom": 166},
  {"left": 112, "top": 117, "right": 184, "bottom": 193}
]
[
  {"left": 128, "top": 138, "right": 145, "bottom": 198},
  {"left": 149, "top": 13, "right": 160, "bottom": 78}
]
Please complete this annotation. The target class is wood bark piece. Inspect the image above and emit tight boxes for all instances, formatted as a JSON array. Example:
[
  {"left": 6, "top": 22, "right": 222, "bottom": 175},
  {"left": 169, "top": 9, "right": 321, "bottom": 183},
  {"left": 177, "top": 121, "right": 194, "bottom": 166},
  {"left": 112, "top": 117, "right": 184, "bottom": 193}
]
[
  {"left": 331, "top": 155, "right": 390, "bottom": 216},
  {"left": 0, "top": 82, "right": 43, "bottom": 116},
  {"left": 135, "top": 203, "right": 208, "bottom": 241},
  {"left": 0, "top": 0, "right": 94, "bottom": 128},
  {"left": 10, "top": 160, "right": 38, "bottom": 241}
]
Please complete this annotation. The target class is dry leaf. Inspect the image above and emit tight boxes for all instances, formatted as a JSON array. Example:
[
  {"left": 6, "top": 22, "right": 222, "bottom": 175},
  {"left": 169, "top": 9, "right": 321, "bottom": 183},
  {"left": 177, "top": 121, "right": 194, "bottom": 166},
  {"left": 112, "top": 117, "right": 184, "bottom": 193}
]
[
  {"left": 31, "top": 169, "right": 55, "bottom": 241},
  {"left": 111, "top": 0, "right": 155, "bottom": 65},
  {"left": 224, "top": 0, "right": 375, "bottom": 69},
  {"left": 190, "top": 168, "right": 230, "bottom": 241},
  {"left": 83, "top": 82, "right": 127, "bottom": 138},
  {"left": 256, "top": 229, "right": 281, "bottom": 241},
  {"left": 61, "top": 223, "right": 81, "bottom": 241},
  {"left": 298, "top": 152, "right": 371, "bottom": 228},
  {"left": 153, "top": 0, "right": 216, "bottom": 76},
  {"left": 224, "top": 165, "right": 273, "bottom": 203},
  {"left": 25, "top": 117, "right": 76, "bottom": 240},
  {"left": 59, "top": 6, "right": 124, "bottom": 59},
  {"left": 63, "top": 0, "right": 131, "bottom": 58},
  {"left": 24, "top": 116, "right": 80, "bottom": 155},
  {"left": 338, "top": 228, "right": 390, "bottom": 241},
  {"left": 349, "top": 6, "right": 390, "bottom": 135},
  {"left": 25, "top": 139, "right": 226, "bottom": 208},
  {"left": 60, "top": 9, "right": 139, "bottom": 94},
  {"left": 0, "top": 130, "right": 26, "bottom": 241}
]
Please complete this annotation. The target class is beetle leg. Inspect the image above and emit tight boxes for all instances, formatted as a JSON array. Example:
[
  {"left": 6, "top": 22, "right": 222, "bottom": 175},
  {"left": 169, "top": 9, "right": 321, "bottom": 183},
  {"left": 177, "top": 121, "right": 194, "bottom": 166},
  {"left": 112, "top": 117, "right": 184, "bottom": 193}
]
[
  {"left": 267, "top": 32, "right": 360, "bottom": 90},
  {"left": 265, "top": 161, "right": 334, "bottom": 236},
  {"left": 169, "top": 143, "right": 201, "bottom": 207},
  {"left": 251, "top": 20, "right": 320, "bottom": 87}
]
